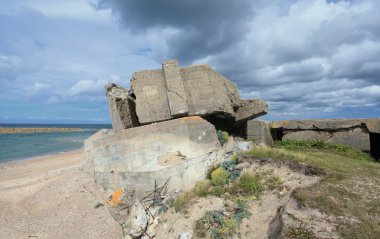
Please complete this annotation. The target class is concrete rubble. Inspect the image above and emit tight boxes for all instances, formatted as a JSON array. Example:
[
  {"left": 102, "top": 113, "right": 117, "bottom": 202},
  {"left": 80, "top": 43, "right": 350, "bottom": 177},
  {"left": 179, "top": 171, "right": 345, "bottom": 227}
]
[
  {"left": 82, "top": 60, "right": 269, "bottom": 239},
  {"left": 106, "top": 59, "right": 267, "bottom": 131},
  {"left": 84, "top": 59, "right": 269, "bottom": 195}
]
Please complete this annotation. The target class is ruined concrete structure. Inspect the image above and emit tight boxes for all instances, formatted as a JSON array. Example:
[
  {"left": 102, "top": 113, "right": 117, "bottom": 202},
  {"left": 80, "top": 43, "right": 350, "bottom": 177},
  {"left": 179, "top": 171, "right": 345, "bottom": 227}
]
[
  {"left": 106, "top": 60, "right": 267, "bottom": 132},
  {"left": 83, "top": 116, "right": 225, "bottom": 197},
  {"left": 83, "top": 60, "right": 269, "bottom": 195},
  {"left": 247, "top": 118, "right": 380, "bottom": 160}
]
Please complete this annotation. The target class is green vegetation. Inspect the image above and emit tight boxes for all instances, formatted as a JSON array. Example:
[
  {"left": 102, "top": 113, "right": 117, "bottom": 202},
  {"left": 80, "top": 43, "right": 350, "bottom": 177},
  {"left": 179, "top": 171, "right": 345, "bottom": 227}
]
[
  {"left": 210, "top": 167, "right": 230, "bottom": 186},
  {"left": 173, "top": 191, "right": 193, "bottom": 212},
  {"left": 173, "top": 139, "right": 379, "bottom": 238},
  {"left": 231, "top": 172, "right": 263, "bottom": 196},
  {"left": 284, "top": 225, "right": 316, "bottom": 239},
  {"left": 275, "top": 139, "right": 374, "bottom": 162},
  {"left": 173, "top": 159, "right": 283, "bottom": 211},
  {"left": 217, "top": 130, "right": 229, "bottom": 145},
  {"left": 242, "top": 140, "right": 380, "bottom": 238},
  {"left": 194, "top": 201, "right": 251, "bottom": 239}
]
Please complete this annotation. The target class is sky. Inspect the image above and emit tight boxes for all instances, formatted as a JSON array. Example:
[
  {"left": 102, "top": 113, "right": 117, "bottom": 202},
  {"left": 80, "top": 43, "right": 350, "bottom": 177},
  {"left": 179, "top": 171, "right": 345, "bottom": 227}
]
[{"left": 0, "top": 0, "right": 379, "bottom": 124}]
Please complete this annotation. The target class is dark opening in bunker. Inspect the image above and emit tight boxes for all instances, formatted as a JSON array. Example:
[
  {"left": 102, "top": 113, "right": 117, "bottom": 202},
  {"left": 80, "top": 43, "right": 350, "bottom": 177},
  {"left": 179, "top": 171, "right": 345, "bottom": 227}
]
[
  {"left": 271, "top": 128, "right": 283, "bottom": 141},
  {"left": 202, "top": 114, "right": 244, "bottom": 137},
  {"left": 370, "top": 132, "right": 380, "bottom": 161}
]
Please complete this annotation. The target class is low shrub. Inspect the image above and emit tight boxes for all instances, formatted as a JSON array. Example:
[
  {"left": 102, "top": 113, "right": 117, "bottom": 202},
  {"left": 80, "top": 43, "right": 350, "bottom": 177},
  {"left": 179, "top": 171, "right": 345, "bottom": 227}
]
[
  {"left": 194, "top": 201, "right": 251, "bottom": 239},
  {"left": 211, "top": 167, "right": 230, "bottom": 186},
  {"left": 266, "top": 175, "right": 283, "bottom": 191},
  {"left": 217, "top": 130, "right": 229, "bottom": 145},
  {"left": 284, "top": 225, "right": 316, "bottom": 239},
  {"left": 232, "top": 171, "right": 263, "bottom": 196},
  {"left": 194, "top": 179, "right": 212, "bottom": 197},
  {"left": 173, "top": 191, "right": 193, "bottom": 212}
]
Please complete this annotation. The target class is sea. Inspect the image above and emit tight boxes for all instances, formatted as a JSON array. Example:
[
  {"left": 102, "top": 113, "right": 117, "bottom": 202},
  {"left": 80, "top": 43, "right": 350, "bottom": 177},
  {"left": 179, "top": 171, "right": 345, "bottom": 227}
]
[{"left": 0, "top": 124, "right": 111, "bottom": 163}]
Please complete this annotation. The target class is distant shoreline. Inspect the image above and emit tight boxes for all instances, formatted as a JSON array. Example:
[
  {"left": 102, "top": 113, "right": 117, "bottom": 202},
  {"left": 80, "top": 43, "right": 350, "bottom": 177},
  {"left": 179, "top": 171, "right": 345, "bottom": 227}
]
[
  {"left": 0, "top": 148, "right": 83, "bottom": 167},
  {"left": 0, "top": 127, "right": 82, "bottom": 134}
]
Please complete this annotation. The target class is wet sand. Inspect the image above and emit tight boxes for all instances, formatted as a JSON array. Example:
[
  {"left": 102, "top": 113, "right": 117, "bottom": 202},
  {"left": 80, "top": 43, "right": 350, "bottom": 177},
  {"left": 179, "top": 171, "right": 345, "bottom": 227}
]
[{"left": 0, "top": 150, "right": 123, "bottom": 239}]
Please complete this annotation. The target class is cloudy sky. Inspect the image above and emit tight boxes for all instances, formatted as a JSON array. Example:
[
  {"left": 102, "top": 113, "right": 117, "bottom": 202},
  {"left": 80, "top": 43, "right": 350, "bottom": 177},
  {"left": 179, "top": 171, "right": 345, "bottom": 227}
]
[{"left": 0, "top": 0, "right": 379, "bottom": 123}]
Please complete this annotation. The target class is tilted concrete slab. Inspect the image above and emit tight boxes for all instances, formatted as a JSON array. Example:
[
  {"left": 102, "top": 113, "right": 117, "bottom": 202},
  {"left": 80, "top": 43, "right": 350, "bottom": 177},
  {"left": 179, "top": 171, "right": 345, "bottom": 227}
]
[
  {"left": 107, "top": 60, "right": 268, "bottom": 130},
  {"left": 130, "top": 70, "right": 172, "bottom": 124},
  {"left": 235, "top": 99, "right": 268, "bottom": 122},
  {"left": 82, "top": 116, "right": 225, "bottom": 197}
]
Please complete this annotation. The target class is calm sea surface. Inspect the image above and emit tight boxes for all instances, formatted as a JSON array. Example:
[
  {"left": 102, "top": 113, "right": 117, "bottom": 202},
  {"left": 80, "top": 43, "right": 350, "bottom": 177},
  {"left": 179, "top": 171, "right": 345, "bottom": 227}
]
[{"left": 0, "top": 124, "right": 111, "bottom": 163}]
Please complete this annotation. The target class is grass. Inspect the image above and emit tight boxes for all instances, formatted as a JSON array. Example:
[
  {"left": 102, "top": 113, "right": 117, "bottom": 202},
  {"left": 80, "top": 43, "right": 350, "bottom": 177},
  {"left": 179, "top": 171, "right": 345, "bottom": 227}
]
[
  {"left": 174, "top": 166, "right": 283, "bottom": 212},
  {"left": 231, "top": 172, "right": 263, "bottom": 196},
  {"left": 242, "top": 140, "right": 380, "bottom": 238},
  {"left": 194, "top": 201, "right": 251, "bottom": 239},
  {"left": 284, "top": 225, "right": 316, "bottom": 239},
  {"left": 210, "top": 167, "right": 230, "bottom": 186}
]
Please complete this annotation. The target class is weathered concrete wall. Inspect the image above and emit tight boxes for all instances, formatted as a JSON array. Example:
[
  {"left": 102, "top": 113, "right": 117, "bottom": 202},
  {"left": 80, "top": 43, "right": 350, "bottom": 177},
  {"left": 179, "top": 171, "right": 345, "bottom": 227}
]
[
  {"left": 105, "top": 83, "right": 139, "bottom": 131},
  {"left": 130, "top": 70, "right": 172, "bottom": 124},
  {"left": 162, "top": 60, "right": 189, "bottom": 117},
  {"left": 271, "top": 119, "right": 380, "bottom": 133},
  {"left": 270, "top": 119, "right": 380, "bottom": 153},
  {"left": 235, "top": 99, "right": 268, "bottom": 122},
  {"left": 246, "top": 120, "right": 273, "bottom": 147},
  {"left": 108, "top": 60, "right": 268, "bottom": 131},
  {"left": 82, "top": 116, "right": 225, "bottom": 197},
  {"left": 181, "top": 65, "right": 236, "bottom": 118}
]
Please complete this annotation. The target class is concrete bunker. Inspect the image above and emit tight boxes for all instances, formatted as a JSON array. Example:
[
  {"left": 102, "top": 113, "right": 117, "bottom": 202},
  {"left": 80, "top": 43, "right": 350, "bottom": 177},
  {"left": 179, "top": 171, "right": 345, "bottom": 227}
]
[
  {"left": 83, "top": 60, "right": 269, "bottom": 196},
  {"left": 370, "top": 132, "right": 380, "bottom": 160},
  {"left": 268, "top": 119, "right": 380, "bottom": 161}
]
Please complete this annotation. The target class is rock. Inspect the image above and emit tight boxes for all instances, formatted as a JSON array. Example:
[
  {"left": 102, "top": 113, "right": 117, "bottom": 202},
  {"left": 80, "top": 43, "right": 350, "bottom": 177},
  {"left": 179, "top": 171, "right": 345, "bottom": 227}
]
[
  {"left": 125, "top": 203, "right": 148, "bottom": 238},
  {"left": 246, "top": 120, "right": 273, "bottom": 147},
  {"left": 178, "top": 231, "right": 193, "bottom": 239},
  {"left": 142, "top": 217, "right": 159, "bottom": 239},
  {"left": 235, "top": 99, "right": 268, "bottom": 122},
  {"left": 235, "top": 162, "right": 250, "bottom": 170},
  {"left": 105, "top": 83, "right": 139, "bottom": 131},
  {"left": 82, "top": 116, "right": 225, "bottom": 197},
  {"left": 235, "top": 141, "right": 254, "bottom": 151}
]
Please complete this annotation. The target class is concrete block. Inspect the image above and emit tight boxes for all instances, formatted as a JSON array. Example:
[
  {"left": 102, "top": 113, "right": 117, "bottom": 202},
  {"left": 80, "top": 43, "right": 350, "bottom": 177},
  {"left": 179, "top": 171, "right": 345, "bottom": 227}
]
[
  {"left": 162, "top": 60, "right": 189, "bottom": 117},
  {"left": 105, "top": 83, "right": 139, "bottom": 131},
  {"left": 246, "top": 120, "right": 273, "bottom": 146},
  {"left": 82, "top": 116, "right": 225, "bottom": 197}
]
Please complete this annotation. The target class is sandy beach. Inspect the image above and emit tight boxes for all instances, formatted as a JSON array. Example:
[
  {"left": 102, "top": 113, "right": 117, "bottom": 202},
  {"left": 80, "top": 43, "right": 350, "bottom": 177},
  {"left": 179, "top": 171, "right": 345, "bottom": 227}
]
[{"left": 0, "top": 150, "right": 123, "bottom": 239}]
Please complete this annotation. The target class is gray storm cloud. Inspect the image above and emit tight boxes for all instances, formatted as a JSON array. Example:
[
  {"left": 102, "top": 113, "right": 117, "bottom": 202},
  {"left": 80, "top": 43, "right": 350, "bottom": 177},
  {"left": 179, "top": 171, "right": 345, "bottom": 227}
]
[{"left": 97, "top": 0, "right": 380, "bottom": 119}]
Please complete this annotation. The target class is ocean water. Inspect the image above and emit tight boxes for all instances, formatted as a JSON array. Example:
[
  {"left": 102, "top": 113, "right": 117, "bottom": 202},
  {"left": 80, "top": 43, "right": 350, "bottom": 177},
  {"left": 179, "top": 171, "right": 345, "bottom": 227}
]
[{"left": 0, "top": 124, "right": 111, "bottom": 163}]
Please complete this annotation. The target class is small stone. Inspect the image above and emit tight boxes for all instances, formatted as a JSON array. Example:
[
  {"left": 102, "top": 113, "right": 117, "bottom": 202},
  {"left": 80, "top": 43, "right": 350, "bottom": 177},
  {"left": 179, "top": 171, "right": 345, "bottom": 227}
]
[
  {"left": 179, "top": 231, "right": 193, "bottom": 239},
  {"left": 126, "top": 203, "right": 149, "bottom": 238},
  {"left": 235, "top": 162, "right": 250, "bottom": 170}
]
